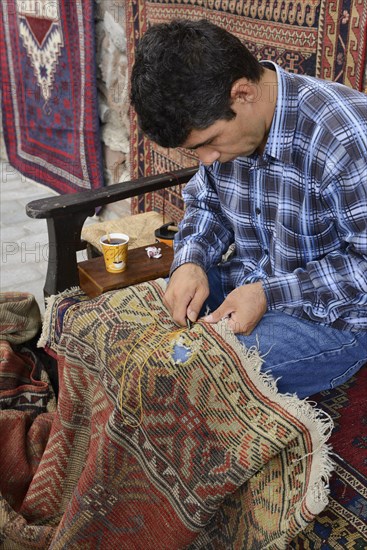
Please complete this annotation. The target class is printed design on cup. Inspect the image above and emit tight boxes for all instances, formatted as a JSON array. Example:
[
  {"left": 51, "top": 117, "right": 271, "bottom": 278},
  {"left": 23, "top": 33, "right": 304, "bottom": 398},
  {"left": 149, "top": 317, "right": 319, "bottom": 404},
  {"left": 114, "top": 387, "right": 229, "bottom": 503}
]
[{"left": 100, "top": 233, "right": 129, "bottom": 274}]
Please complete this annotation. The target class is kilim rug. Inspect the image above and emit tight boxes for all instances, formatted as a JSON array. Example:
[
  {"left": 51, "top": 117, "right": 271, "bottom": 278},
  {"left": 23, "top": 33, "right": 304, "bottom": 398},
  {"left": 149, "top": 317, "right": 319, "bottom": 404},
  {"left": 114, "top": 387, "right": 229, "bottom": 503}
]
[
  {"left": 290, "top": 364, "right": 367, "bottom": 548},
  {"left": 0, "top": 340, "right": 56, "bottom": 510},
  {"left": 0, "top": 0, "right": 104, "bottom": 194},
  {"left": 1, "top": 280, "right": 334, "bottom": 548},
  {"left": 126, "top": 0, "right": 367, "bottom": 219}
]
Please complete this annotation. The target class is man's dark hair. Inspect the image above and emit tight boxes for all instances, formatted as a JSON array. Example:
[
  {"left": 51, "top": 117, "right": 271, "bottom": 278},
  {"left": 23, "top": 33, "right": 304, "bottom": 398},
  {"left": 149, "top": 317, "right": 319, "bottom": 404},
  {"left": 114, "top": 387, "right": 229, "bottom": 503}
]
[{"left": 130, "top": 19, "right": 264, "bottom": 148}]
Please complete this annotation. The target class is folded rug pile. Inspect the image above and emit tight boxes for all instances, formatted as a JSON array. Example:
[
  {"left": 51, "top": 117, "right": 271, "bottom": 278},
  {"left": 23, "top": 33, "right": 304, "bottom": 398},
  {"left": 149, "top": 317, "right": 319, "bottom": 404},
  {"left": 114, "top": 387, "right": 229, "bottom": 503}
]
[{"left": 1, "top": 281, "right": 333, "bottom": 548}]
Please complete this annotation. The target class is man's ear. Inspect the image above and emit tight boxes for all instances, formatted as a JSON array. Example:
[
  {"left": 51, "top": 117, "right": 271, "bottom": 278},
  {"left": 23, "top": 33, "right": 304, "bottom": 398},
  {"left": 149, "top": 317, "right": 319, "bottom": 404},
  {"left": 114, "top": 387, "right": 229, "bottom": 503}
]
[{"left": 230, "top": 78, "right": 259, "bottom": 104}]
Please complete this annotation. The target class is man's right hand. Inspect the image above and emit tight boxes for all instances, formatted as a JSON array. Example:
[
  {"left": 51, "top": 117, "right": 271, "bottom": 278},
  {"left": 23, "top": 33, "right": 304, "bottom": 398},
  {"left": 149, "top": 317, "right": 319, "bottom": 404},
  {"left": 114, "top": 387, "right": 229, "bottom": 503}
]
[{"left": 163, "top": 263, "right": 209, "bottom": 327}]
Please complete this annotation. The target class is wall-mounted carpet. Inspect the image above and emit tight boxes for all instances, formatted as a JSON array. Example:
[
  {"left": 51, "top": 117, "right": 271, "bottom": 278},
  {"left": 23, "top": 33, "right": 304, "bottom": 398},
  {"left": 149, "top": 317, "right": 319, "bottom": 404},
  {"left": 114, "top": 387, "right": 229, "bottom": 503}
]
[{"left": 0, "top": 0, "right": 104, "bottom": 194}]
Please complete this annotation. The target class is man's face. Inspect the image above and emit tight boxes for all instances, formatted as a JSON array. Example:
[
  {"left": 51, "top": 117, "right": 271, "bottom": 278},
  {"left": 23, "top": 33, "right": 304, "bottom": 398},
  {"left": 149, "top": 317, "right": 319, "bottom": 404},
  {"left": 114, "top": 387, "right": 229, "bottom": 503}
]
[{"left": 182, "top": 99, "right": 268, "bottom": 166}]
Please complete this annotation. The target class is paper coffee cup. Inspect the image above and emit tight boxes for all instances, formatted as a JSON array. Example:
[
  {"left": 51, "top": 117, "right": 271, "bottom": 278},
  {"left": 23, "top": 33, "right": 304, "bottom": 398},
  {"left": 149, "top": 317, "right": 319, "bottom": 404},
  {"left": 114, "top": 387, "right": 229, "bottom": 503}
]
[{"left": 100, "top": 233, "right": 129, "bottom": 273}]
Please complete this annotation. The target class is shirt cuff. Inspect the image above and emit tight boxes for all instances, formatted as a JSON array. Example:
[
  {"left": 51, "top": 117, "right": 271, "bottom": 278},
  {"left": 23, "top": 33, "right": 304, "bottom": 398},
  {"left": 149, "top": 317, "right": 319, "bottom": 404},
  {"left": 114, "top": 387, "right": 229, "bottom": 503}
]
[
  {"left": 170, "top": 242, "right": 209, "bottom": 276},
  {"left": 262, "top": 270, "right": 313, "bottom": 309}
]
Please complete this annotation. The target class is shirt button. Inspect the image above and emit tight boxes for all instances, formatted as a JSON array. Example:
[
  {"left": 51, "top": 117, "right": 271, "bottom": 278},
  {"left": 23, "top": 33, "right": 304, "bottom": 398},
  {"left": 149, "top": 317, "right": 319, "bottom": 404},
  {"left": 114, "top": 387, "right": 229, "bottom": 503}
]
[
  {"left": 255, "top": 207, "right": 261, "bottom": 215},
  {"left": 264, "top": 249, "right": 269, "bottom": 255}
]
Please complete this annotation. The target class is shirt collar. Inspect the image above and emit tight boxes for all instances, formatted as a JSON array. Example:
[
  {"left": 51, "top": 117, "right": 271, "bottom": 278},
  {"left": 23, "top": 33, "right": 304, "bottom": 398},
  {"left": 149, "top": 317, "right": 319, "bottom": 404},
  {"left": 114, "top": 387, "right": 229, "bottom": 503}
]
[{"left": 260, "top": 61, "right": 298, "bottom": 164}]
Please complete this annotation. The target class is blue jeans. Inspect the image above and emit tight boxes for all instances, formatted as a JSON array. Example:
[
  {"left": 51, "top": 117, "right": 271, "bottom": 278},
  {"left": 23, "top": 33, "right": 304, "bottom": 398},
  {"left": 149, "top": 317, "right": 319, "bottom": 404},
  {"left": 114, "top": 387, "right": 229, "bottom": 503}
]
[{"left": 201, "top": 267, "right": 367, "bottom": 398}]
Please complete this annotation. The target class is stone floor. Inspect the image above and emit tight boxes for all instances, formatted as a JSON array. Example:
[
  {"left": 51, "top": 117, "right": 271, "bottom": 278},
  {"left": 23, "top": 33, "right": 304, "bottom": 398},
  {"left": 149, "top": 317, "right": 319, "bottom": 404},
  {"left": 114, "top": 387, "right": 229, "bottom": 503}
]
[{"left": 0, "top": 159, "right": 130, "bottom": 314}]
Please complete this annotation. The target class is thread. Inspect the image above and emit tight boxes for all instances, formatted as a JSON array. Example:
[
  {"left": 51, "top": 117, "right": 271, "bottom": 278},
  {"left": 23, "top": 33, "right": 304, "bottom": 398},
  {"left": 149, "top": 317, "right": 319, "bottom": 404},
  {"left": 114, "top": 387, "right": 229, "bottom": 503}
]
[{"left": 118, "top": 321, "right": 187, "bottom": 427}]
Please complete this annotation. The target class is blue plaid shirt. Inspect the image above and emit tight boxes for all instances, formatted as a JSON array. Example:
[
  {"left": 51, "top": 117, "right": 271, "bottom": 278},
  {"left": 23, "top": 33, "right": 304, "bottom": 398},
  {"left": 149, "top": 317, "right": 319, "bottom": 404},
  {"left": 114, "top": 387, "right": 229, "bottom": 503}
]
[{"left": 171, "top": 63, "right": 367, "bottom": 331}]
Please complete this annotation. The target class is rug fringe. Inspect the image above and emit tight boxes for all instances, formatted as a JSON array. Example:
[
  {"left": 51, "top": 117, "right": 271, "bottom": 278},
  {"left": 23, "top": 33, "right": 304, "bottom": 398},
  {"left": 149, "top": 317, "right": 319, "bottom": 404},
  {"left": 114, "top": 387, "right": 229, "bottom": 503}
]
[
  {"left": 37, "top": 287, "right": 82, "bottom": 349},
  {"left": 212, "top": 320, "right": 335, "bottom": 518}
]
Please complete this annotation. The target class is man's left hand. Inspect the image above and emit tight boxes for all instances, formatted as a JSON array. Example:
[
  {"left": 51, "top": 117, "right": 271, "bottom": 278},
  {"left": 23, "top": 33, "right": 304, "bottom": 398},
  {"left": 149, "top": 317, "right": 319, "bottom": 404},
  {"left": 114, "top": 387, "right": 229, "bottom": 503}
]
[{"left": 202, "top": 281, "right": 267, "bottom": 335}]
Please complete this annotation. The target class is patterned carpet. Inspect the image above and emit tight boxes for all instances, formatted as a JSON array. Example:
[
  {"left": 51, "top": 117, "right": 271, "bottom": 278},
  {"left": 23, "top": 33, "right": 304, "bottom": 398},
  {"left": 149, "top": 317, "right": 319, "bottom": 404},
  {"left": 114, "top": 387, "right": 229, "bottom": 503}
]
[
  {"left": 290, "top": 364, "right": 367, "bottom": 548},
  {"left": 1, "top": 282, "right": 334, "bottom": 548},
  {"left": 0, "top": 0, "right": 104, "bottom": 194}
]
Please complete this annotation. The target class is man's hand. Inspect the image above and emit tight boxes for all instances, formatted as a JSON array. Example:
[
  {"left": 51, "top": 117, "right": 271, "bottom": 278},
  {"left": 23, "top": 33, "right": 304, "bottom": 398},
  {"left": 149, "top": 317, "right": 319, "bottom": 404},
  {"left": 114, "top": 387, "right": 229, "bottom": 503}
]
[
  {"left": 163, "top": 263, "right": 209, "bottom": 326},
  {"left": 203, "top": 282, "right": 267, "bottom": 335}
]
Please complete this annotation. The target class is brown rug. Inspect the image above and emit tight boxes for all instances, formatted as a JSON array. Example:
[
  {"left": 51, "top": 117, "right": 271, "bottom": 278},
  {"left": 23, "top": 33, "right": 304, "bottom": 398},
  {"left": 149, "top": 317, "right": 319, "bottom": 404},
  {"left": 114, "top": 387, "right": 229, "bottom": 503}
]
[{"left": 0, "top": 281, "right": 334, "bottom": 548}]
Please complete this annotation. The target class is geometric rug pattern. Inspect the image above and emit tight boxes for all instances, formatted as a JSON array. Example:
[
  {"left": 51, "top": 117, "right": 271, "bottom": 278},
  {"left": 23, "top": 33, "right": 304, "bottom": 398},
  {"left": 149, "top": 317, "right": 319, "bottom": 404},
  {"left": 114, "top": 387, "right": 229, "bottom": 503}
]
[
  {"left": 0, "top": 0, "right": 104, "bottom": 194},
  {"left": 290, "top": 363, "right": 367, "bottom": 547}
]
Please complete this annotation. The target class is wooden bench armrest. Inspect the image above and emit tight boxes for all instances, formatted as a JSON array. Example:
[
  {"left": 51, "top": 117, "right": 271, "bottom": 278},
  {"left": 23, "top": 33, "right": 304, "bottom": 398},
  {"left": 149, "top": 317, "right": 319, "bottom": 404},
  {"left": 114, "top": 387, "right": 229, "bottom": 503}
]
[{"left": 25, "top": 167, "right": 197, "bottom": 297}]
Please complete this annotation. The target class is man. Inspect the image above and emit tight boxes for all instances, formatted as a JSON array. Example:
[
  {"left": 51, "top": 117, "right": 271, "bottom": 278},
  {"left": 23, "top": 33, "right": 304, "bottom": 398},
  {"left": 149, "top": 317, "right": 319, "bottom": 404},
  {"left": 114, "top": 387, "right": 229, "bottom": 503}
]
[{"left": 131, "top": 19, "right": 367, "bottom": 398}]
